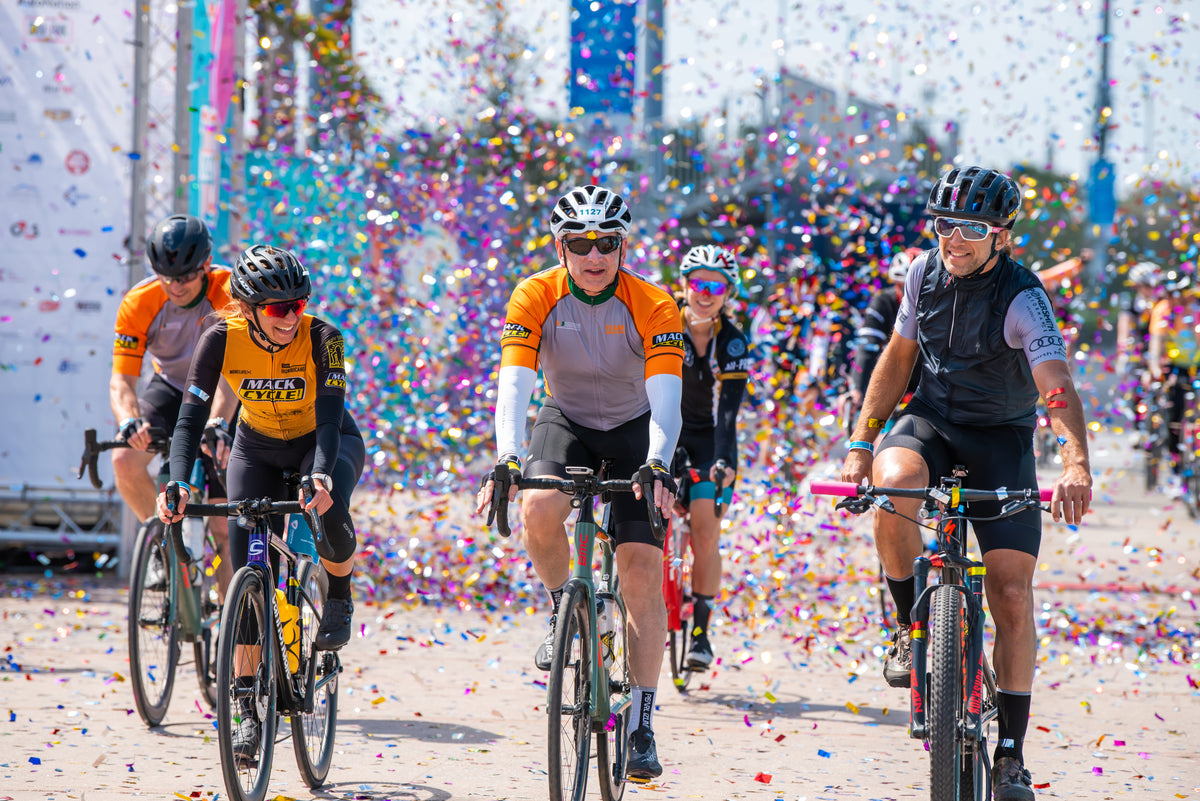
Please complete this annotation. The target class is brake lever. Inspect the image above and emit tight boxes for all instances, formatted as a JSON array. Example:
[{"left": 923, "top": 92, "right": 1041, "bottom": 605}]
[
  {"left": 835, "top": 496, "right": 873, "bottom": 515},
  {"left": 78, "top": 429, "right": 102, "bottom": 488}
]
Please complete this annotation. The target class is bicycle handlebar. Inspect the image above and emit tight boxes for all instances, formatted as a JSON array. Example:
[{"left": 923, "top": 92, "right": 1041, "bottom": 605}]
[
  {"left": 810, "top": 479, "right": 1054, "bottom": 504},
  {"left": 77, "top": 427, "right": 170, "bottom": 489},
  {"left": 487, "top": 471, "right": 664, "bottom": 542},
  {"left": 164, "top": 495, "right": 325, "bottom": 561}
]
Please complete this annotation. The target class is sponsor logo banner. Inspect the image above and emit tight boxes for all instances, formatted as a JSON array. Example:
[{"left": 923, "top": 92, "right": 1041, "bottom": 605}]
[
  {"left": 238, "top": 376, "right": 306, "bottom": 402},
  {"left": 651, "top": 331, "right": 684, "bottom": 350},
  {"left": 502, "top": 321, "right": 532, "bottom": 340},
  {"left": 114, "top": 332, "right": 138, "bottom": 350}
]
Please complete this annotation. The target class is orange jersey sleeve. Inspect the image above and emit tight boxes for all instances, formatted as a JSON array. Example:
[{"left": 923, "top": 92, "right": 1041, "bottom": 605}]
[
  {"left": 112, "top": 278, "right": 168, "bottom": 377},
  {"left": 499, "top": 268, "right": 565, "bottom": 371},
  {"left": 616, "top": 274, "right": 684, "bottom": 380}
]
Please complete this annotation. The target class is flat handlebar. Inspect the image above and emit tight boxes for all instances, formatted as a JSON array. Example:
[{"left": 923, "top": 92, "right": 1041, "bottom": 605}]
[{"left": 810, "top": 479, "right": 1054, "bottom": 504}]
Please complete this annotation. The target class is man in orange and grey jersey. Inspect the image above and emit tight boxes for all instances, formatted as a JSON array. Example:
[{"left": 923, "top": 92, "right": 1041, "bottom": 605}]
[
  {"left": 475, "top": 184, "right": 683, "bottom": 783},
  {"left": 110, "top": 214, "right": 236, "bottom": 579},
  {"left": 1147, "top": 268, "right": 1200, "bottom": 482}
]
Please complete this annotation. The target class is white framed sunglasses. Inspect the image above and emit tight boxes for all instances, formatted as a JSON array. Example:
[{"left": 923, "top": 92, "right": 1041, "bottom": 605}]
[{"left": 932, "top": 216, "right": 1007, "bottom": 242}]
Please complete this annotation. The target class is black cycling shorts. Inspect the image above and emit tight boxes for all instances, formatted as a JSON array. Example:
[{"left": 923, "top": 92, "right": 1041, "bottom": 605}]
[
  {"left": 526, "top": 400, "right": 659, "bottom": 548},
  {"left": 675, "top": 427, "right": 735, "bottom": 506},
  {"left": 876, "top": 397, "right": 1041, "bottom": 557},
  {"left": 226, "top": 413, "right": 366, "bottom": 572},
  {"left": 140, "top": 374, "right": 228, "bottom": 498}
]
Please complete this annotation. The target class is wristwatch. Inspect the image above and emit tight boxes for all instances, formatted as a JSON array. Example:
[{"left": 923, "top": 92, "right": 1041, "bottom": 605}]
[{"left": 310, "top": 473, "right": 333, "bottom": 492}]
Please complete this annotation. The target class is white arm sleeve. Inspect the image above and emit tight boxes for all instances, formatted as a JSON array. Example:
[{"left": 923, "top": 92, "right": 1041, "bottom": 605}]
[
  {"left": 495, "top": 365, "right": 537, "bottom": 460},
  {"left": 645, "top": 373, "right": 683, "bottom": 466}
]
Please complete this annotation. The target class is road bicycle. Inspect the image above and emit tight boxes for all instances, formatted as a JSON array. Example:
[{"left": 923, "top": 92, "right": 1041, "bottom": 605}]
[
  {"left": 166, "top": 476, "right": 338, "bottom": 801},
  {"left": 78, "top": 427, "right": 221, "bottom": 725},
  {"left": 488, "top": 464, "right": 665, "bottom": 801},
  {"left": 1139, "top": 377, "right": 1170, "bottom": 492},
  {"left": 811, "top": 472, "right": 1051, "bottom": 801},
  {"left": 661, "top": 456, "right": 726, "bottom": 693}
]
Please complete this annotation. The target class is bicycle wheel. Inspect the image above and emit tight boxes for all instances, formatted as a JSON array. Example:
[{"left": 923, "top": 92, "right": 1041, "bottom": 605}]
[
  {"left": 927, "top": 585, "right": 966, "bottom": 801},
  {"left": 216, "top": 566, "right": 277, "bottom": 801},
  {"left": 128, "top": 519, "right": 180, "bottom": 727},
  {"left": 547, "top": 581, "right": 591, "bottom": 801},
  {"left": 1145, "top": 407, "right": 1166, "bottom": 491},
  {"left": 291, "top": 563, "right": 338, "bottom": 788},
  {"left": 596, "top": 595, "right": 629, "bottom": 801},
  {"left": 194, "top": 560, "right": 221, "bottom": 709},
  {"left": 665, "top": 519, "right": 695, "bottom": 693}
]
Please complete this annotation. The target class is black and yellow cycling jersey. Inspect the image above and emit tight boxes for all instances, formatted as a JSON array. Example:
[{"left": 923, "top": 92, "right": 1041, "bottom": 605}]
[{"left": 182, "top": 314, "right": 347, "bottom": 440}]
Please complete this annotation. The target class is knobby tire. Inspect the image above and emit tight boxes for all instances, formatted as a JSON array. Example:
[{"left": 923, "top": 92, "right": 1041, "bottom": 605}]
[{"left": 928, "top": 585, "right": 966, "bottom": 801}]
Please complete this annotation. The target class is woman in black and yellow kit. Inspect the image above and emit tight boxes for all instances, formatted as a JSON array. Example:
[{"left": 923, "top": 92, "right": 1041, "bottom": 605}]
[{"left": 156, "top": 244, "right": 364, "bottom": 754}]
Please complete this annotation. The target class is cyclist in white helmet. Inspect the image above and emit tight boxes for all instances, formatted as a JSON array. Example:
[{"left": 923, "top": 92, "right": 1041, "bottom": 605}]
[
  {"left": 477, "top": 184, "right": 684, "bottom": 782},
  {"left": 672, "top": 244, "right": 752, "bottom": 669}
]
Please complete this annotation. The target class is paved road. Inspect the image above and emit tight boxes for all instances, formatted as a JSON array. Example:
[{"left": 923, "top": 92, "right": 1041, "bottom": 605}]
[{"left": 2, "top": 429, "right": 1198, "bottom": 800}]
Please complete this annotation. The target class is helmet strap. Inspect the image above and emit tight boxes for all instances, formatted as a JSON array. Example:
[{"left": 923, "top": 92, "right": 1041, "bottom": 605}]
[{"left": 246, "top": 307, "right": 287, "bottom": 353}]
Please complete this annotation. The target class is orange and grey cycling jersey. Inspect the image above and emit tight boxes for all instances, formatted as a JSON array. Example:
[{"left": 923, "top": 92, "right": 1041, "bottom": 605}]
[
  {"left": 112, "top": 269, "right": 233, "bottom": 391},
  {"left": 182, "top": 314, "right": 347, "bottom": 440},
  {"left": 500, "top": 265, "right": 684, "bottom": 430}
]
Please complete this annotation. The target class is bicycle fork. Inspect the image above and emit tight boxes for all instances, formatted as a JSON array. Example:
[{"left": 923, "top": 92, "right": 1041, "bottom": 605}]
[{"left": 907, "top": 556, "right": 989, "bottom": 744}]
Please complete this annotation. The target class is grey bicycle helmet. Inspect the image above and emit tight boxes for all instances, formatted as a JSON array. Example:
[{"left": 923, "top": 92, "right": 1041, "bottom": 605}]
[
  {"left": 231, "top": 245, "right": 311, "bottom": 304},
  {"left": 549, "top": 184, "right": 633, "bottom": 238},
  {"left": 927, "top": 166, "right": 1021, "bottom": 228},
  {"left": 1127, "top": 261, "right": 1161, "bottom": 288},
  {"left": 680, "top": 244, "right": 740, "bottom": 286},
  {"left": 147, "top": 214, "right": 213, "bottom": 277}
]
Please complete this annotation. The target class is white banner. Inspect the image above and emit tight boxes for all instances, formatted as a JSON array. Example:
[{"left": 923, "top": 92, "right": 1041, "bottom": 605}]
[{"left": 0, "top": 0, "right": 134, "bottom": 488}]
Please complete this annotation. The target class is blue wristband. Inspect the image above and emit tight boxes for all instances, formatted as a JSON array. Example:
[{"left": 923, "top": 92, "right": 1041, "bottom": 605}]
[{"left": 847, "top": 440, "right": 875, "bottom": 454}]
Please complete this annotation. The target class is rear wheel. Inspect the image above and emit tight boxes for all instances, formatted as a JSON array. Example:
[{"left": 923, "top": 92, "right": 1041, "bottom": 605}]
[
  {"left": 664, "top": 518, "right": 695, "bottom": 694},
  {"left": 291, "top": 563, "right": 338, "bottom": 788},
  {"left": 596, "top": 595, "right": 629, "bottom": 801},
  {"left": 194, "top": 559, "right": 221, "bottom": 709},
  {"left": 216, "top": 567, "right": 277, "bottom": 801},
  {"left": 128, "top": 519, "right": 179, "bottom": 727},
  {"left": 547, "top": 581, "right": 591, "bottom": 801},
  {"left": 927, "top": 585, "right": 965, "bottom": 801}
]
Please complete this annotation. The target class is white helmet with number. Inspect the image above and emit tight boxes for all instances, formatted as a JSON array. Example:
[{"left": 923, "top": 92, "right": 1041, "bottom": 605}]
[{"left": 549, "top": 184, "right": 632, "bottom": 239}]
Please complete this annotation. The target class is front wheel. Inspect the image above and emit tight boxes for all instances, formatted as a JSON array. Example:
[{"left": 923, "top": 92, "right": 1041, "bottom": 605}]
[
  {"left": 596, "top": 595, "right": 629, "bottom": 801},
  {"left": 292, "top": 563, "right": 338, "bottom": 788},
  {"left": 927, "top": 585, "right": 966, "bottom": 801},
  {"left": 663, "top": 516, "right": 695, "bottom": 694},
  {"left": 547, "top": 581, "right": 592, "bottom": 801},
  {"left": 128, "top": 519, "right": 180, "bottom": 727},
  {"left": 216, "top": 567, "right": 277, "bottom": 801}
]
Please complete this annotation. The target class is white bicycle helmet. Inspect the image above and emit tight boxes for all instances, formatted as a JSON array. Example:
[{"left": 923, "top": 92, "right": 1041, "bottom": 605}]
[
  {"left": 549, "top": 184, "right": 632, "bottom": 239},
  {"left": 887, "top": 249, "right": 921, "bottom": 283},
  {"left": 680, "top": 244, "right": 739, "bottom": 286},
  {"left": 1127, "top": 261, "right": 1161, "bottom": 288}
]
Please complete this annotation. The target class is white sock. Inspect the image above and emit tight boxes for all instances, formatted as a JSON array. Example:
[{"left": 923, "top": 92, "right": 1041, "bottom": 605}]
[{"left": 628, "top": 685, "right": 656, "bottom": 737}]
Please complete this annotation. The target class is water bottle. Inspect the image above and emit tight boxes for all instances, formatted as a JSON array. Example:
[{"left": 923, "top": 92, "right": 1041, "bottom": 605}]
[
  {"left": 181, "top": 517, "right": 205, "bottom": 562},
  {"left": 596, "top": 594, "right": 615, "bottom": 666},
  {"left": 275, "top": 589, "right": 301, "bottom": 674}
]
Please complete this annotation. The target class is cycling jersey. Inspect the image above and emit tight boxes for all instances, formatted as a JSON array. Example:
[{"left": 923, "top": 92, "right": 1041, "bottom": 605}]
[
  {"left": 500, "top": 265, "right": 684, "bottom": 431},
  {"left": 181, "top": 315, "right": 347, "bottom": 441},
  {"left": 679, "top": 309, "right": 751, "bottom": 467},
  {"left": 1149, "top": 297, "right": 1200, "bottom": 367},
  {"left": 112, "top": 269, "right": 232, "bottom": 391},
  {"left": 896, "top": 250, "right": 1065, "bottom": 427}
]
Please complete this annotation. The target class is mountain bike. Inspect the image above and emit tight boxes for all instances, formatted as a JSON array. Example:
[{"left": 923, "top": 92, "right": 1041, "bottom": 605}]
[
  {"left": 811, "top": 473, "right": 1052, "bottom": 801},
  {"left": 488, "top": 464, "right": 665, "bottom": 801},
  {"left": 78, "top": 427, "right": 221, "bottom": 725},
  {"left": 166, "top": 476, "right": 338, "bottom": 801},
  {"left": 661, "top": 457, "right": 726, "bottom": 693}
]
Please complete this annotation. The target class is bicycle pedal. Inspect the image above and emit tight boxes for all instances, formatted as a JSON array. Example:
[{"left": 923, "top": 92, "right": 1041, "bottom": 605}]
[{"left": 626, "top": 775, "right": 652, "bottom": 785}]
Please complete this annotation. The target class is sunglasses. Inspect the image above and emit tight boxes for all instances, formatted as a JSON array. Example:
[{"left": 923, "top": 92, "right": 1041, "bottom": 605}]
[
  {"left": 933, "top": 216, "right": 1006, "bottom": 241},
  {"left": 563, "top": 235, "right": 623, "bottom": 256},
  {"left": 159, "top": 267, "right": 205, "bottom": 285},
  {"left": 688, "top": 278, "right": 729, "bottom": 296},
  {"left": 257, "top": 297, "right": 308, "bottom": 319}
]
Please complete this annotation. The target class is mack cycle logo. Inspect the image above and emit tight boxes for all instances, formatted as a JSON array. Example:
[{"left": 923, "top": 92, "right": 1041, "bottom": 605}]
[
  {"left": 114, "top": 333, "right": 138, "bottom": 350},
  {"left": 502, "top": 322, "right": 531, "bottom": 340},
  {"left": 238, "top": 377, "right": 307, "bottom": 402},
  {"left": 651, "top": 332, "right": 684, "bottom": 350},
  {"left": 324, "top": 371, "right": 346, "bottom": 390}
]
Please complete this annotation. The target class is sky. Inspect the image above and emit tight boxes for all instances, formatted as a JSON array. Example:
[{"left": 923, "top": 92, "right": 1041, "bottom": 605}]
[{"left": 354, "top": 0, "right": 1200, "bottom": 190}]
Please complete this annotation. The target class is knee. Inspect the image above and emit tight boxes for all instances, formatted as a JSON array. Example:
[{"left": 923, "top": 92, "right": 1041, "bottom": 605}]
[
  {"left": 520, "top": 494, "right": 566, "bottom": 539},
  {"left": 110, "top": 448, "right": 140, "bottom": 477},
  {"left": 987, "top": 581, "right": 1033, "bottom": 624}
]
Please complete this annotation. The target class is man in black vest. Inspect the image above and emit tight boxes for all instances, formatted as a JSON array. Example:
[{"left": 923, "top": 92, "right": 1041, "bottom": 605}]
[{"left": 839, "top": 166, "right": 1093, "bottom": 801}]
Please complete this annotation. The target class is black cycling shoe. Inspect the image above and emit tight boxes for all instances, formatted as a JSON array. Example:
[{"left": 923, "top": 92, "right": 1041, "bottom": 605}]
[
  {"left": 533, "top": 614, "right": 557, "bottom": 671},
  {"left": 686, "top": 632, "right": 713, "bottom": 669},
  {"left": 992, "top": 756, "right": 1035, "bottom": 801},
  {"left": 883, "top": 626, "right": 913, "bottom": 688},
  {"left": 314, "top": 597, "right": 354, "bottom": 651},
  {"left": 231, "top": 699, "right": 261, "bottom": 761},
  {"left": 625, "top": 726, "right": 663, "bottom": 781}
]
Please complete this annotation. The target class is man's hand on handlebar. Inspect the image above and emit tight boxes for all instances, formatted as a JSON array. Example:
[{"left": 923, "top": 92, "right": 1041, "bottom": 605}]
[
  {"left": 156, "top": 481, "right": 190, "bottom": 524},
  {"left": 632, "top": 459, "right": 677, "bottom": 520},
  {"left": 476, "top": 455, "right": 521, "bottom": 517},
  {"left": 119, "top": 416, "right": 153, "bottom": 452},
  {"left": 709, "top": 459, "right": 734, "bottom": 486}
]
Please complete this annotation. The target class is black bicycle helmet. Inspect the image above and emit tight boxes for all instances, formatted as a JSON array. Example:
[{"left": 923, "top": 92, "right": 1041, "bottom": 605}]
[
  {"left": 926, "top": 166, "right": 1021, "bottom": 228},
  {"left": 231, "top": 244, "right": 311, "bottom": 304},
  {"left": 147, "top": 214, "right": 213, "bottom": 277},
  {"left": 549, "top": 184, "right": 633, "bottom": 238}
]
